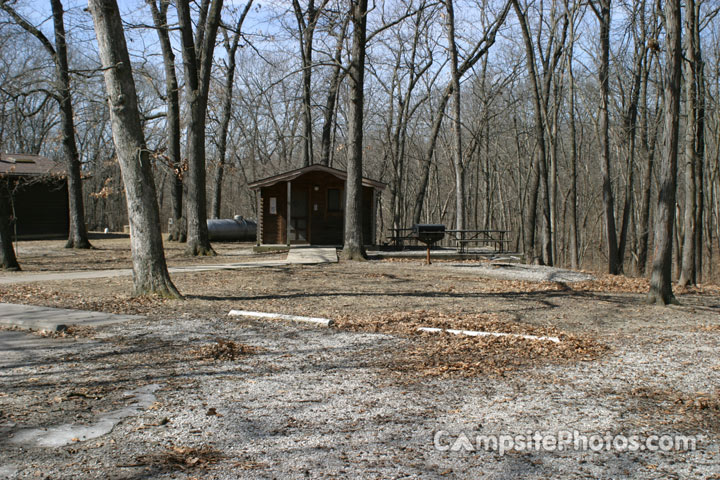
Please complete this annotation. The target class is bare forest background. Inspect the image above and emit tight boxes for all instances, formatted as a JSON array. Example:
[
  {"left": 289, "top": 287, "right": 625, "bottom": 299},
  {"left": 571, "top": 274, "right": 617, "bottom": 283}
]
[{"left": 1, "top": 0, "right": 718, "bottom": 282}]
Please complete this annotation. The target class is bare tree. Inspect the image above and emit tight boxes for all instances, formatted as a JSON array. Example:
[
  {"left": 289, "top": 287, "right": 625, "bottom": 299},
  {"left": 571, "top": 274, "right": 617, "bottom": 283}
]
[
  {"left": 647, "top": 0, "right": 681, "bottom": 305},
  {"left": 444, "top": 0, "right": 465, "bottom": 230},
  {"left": 147, "top": 0, "right": 185, "bottom": 241},
  {"left": 378, "top": 2, "right": 433, "bottom": 232},
  {"left": 292, "top": 0, "right": 330, "bottom": 167},
  {"left": 511, "top": 0, "right": 565, "bottom": 265},
  {"left": 341, "top": 0, "right": 368, "bottom": 260},
  {"left": 319, "top": 15, "right": 348, "bottom": 167},
  {"left": 616, "top": 0, "right": 650, "bottom": 273},
  {"left": 692, "top": 1, "right": 709, "bottom": 283},
  {"left": 0, "top": 0, "right": 92, "bottom": 249},
  {"left": 636, "top": 3, "right": 662, "bottom": 274},
  {"left": 88, "top": 0, "right": 180, "bottom": 298},
  {"left": 176, "top": 0, "right": 223, "bottom": 256},
  {"left": 679, "top": 0, "right": 703, "bottom": 286},
  {"left": 588, "top": 0, "right": 620, "bottom": 274},
  {"left": 412, "top": 0, "right": 510, "bottom": 226},
  {"left": 211, "top": 0, "right": 253, "bottom": 219},
  {"left": 565, "top": 0, "right": 579, "bottom": 269}
]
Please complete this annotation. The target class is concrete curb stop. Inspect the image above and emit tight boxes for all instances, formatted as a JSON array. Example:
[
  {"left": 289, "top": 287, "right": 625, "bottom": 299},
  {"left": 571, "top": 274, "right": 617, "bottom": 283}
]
[
  {"left": 417, "top": 327, "right": 560, "bottom": 343},
  {"left": 228, "top": 310, "right": 334, "bottom": 327}
]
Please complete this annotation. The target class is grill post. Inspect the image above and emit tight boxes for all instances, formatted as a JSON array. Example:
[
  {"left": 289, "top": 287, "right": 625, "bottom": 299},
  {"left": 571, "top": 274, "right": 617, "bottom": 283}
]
[{"left": 412, "top": 224, "right": 446, "bottom": 265}]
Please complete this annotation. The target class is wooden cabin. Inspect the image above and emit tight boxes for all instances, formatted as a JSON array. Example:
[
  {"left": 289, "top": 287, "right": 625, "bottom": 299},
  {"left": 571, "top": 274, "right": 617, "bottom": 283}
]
[
  {"left": 0, "top": 153, "right": 69, "bottom": 239},
  {"left": 249, "top": 165, "right": 385, "bottom": 246}
]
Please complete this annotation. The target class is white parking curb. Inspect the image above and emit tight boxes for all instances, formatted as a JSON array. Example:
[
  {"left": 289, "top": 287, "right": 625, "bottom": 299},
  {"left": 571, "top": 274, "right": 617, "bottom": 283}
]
[
  {"left": 417, "top": 327, "right": 560, "bottom": 343},
  {"left": 228, "top": 310, "right": 334, "bottom": 327}
]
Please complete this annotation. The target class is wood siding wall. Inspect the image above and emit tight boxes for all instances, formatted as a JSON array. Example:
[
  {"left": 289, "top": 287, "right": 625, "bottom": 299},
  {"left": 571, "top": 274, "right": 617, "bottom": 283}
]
[
  {"left": 12, "top": 179, "right": 69, "bottom": 238},
  {"left": 260, "top": 183, "right": 287, "bottom": 244},
  {"left": 258, "top": 171, "right": 378, "bottom": 245}
]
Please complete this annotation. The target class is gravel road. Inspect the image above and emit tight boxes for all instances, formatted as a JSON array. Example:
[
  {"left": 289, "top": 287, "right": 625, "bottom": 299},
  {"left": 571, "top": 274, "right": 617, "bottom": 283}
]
[
  {"left": 1, "top": 250, "right": 719, "bottom": 479},
  {"left": 2, "top": 299, "right": 719, "bottom": 479}
]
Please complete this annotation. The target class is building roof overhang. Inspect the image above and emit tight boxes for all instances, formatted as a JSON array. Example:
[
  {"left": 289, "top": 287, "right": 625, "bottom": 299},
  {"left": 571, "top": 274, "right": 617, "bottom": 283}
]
[
  {"left": 248, "top": 164, "right": 386, "bottom": 191},
  {"left": 0, "top": 153, "right": 65, "bottom": 178}
]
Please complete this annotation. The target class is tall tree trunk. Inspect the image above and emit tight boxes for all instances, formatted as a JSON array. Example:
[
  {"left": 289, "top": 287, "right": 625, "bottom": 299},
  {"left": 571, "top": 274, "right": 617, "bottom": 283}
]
[
  {"left": 593, "top": 0, "right": 620, "bottom": 274},
  {"left": 88, "top": 0, "right": 180, "bottom": 298},
  {"left": 387, "top": 58, "right": 401, "bottom": 231},
  {"left": 647, "top": 0, "right": 681, "bottom": 305},
  {"left": 481, "top": 57, "right": 491, "bottom": 230},
  {"left": 411, "top": 0, "right": 510, "bottom": 225},
  {"left": 445, "top": 0, "right": 464, "bottom": 231},
  {"left": 525, "top": 150, "right": 542, "bottom": 261},
  {"left": 292, "top": 0, "right": 325, "bottom": 167},
  {"left": 679, "top": 0, "right": 701, "bottom": 287},
  {"left": 389, "top": 8, "right": 428, "bottom": 232},
  {"left": 0, "top": 1, "right": 92, "bottom": 249},
  {"left": 539, "top": 126, "right": 553, "bottom": 265},
  {"left": 535, "top": 1, "right": 566, "bottom": 267},
  {"left": 50, "top": 0, "right": 92, "bottom": 249},
  {"left": 177, "top": 0, "right": 223, "bottom": 256},
  {"left": 147, "top": 0, "right": 184, "bottom": 241},
  {"left": 512, "top": 0, "right": 553, "bottom": 265},
  {"left": 617, "top": 3, "right": 647, "bottom": 272},
  {"left": 211, "top": 1, "right": 253, "bottom": 219},
  {"left": 341, "top": 0, "right": 368, "bottom": 261},
  {"left": 0, "top": 182, "right": 20, "bottom": 271},
  {"left": 567, "top": 2, "right": 578, "bottom": 269},
  {"left": 637, "top": 50, "right": 659, "bottom": 274},
  {"left": 412, "top": 91, "right": 451, "bottom": 226},
  {"left": 694, "top": 10, "right": 705, "bottom": 283},
  {"left": 548, "top": 81, "right": 560, "bottom": 263},
  {"left": 319, "top": 18, "right": 348, "bottom": 167}
]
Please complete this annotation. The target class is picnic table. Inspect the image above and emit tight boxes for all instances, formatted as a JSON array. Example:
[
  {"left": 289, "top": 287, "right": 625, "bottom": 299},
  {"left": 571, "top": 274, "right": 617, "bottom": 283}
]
[
  {"left": 386, "top": 227, "right": 416, "bottom": 249},
  {"left": 386, "top": 227, "right": 511, "bottom": 253},
  {"left": 446, "top": 229, "right": 511, "bottom": 253}
]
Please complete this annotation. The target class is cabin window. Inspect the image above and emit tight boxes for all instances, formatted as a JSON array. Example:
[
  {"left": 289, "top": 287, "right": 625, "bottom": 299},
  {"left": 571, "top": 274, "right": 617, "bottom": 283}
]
[
  {"left": 269, "top": 197, "right": 277, "bottom": 215},
  {"left": 327, "top": 189, "right": 343, "bottom": 212}
]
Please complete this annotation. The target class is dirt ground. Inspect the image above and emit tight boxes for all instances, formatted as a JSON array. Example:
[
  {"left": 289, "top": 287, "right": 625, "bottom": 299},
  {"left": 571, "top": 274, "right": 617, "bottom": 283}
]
[
  {"left": 11, "top": 235, "right": 280, "bottom": 272},
  {"left": 1, "top": 237, "right": 720, "bottom": 479}
]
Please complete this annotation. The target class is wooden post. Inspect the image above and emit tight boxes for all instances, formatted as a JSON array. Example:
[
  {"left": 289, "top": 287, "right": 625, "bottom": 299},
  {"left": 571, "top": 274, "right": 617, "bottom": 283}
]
[
  {"left": 371, "top": 187, "right": 377, "bottom": 246},
  {"left": 286, "top": 181, "right": 292, "bottom": 246},
  {"left": 426, "top": 245, "right": 431, "bottom": 265},
  {"left": 255, "top": 190, "right": 261, "bottom": 246}
]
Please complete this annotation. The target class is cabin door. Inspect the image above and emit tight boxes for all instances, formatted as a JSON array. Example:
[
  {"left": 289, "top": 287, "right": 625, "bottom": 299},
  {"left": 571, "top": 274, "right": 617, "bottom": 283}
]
[{"left": 290, "top": 186, "right": 309, "bottom": 243}]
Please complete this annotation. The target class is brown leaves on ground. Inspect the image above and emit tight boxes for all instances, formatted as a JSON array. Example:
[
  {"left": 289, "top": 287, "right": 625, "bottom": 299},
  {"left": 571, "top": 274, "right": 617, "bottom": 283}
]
[
  {"left": 398, "top": 333, "right": 603, "bottom": 378},
  {"left": 620, "top": 386, "right": 720, "bottom": 433},
  {"left": 698, "top": 324, "right": 720, "bottom": 332},
  {"left": 0, "top": 283, "right": 168, "bottom": 316},
  {"left": 34, "top": 324, "right": 97, "bottom": 339},
  {"left": 135, "top": 445, "right": 223, "bottom": 471},
  {"left": 536, "top": 274, "right": 720, "bottom": 296},
  {"left": 190, "top": 338, "right": 261, "bottom": 362},
  {"left": 475, "top": 273, "right": 720, "bottom": 297},
  {"left": 380, "top": 259, "right": 720, "bottom": 297},
  {"left": 338, "top": 309, "right": 544, "bottom": 335},
  {"left": 571, "top": 274, "right": 650, "bottom": 294},
  {"left": 336, "top": 310, "right": 607, "bottom": 378},
  {"left": 674, "top": 392, "right": 720, "bottom": 412}
]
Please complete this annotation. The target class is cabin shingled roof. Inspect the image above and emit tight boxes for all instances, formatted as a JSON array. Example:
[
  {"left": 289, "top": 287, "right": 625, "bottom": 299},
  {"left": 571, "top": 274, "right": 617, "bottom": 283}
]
[
  {"left": 0, "top": 153, "right": 64, "bottom": 177},
  {"left": 248, "top": 164, "right": 386, "bottom": 190}
]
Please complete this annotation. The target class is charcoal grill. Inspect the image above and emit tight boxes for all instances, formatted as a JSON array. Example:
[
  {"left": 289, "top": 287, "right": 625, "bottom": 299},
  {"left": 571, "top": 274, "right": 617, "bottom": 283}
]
[{"left": 412, "top": 224, "right": 445, "bottom": 264}]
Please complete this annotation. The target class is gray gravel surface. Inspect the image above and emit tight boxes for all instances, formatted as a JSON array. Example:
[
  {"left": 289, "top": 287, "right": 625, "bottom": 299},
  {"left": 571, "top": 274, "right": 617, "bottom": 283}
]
[
  {"left": 443, "top": 262, "right": 596, "bottom": 283},
  {"left": 1, "top": 300, "right": 720, "bottom": 480}
]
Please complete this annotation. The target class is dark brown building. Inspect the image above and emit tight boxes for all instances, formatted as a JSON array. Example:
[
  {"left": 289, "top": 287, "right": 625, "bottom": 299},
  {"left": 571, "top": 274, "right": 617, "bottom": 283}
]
[
  {"left": 0, "top": 153, "right": 69, "bottom": 239},
  {"left": 249, "top": 165, "right": 385, "bottom": 246}
]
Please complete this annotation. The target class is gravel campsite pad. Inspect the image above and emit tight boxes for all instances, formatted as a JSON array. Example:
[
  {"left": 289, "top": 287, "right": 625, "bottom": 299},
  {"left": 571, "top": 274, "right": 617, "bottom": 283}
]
[{"left": 1, "top": 239, "right": 720, "bottom": 478}]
